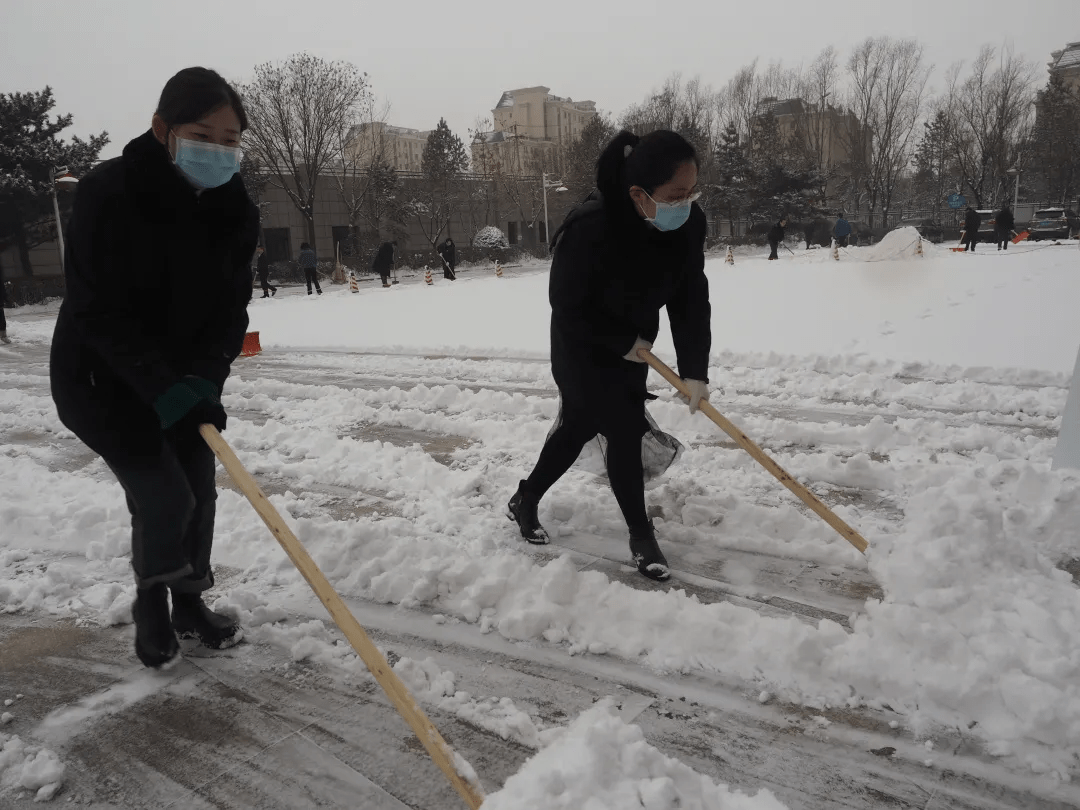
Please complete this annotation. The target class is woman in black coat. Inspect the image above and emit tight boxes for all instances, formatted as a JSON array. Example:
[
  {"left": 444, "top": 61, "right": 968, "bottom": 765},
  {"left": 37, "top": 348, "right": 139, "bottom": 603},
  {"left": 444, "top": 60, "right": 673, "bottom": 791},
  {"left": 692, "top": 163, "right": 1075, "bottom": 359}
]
[
  {"left": 767, "top": 216, "right": 787, "bottom": 259},
  {"left": 50, "top": 68, "right": 258, "bottom": 668},
  {"left": 507, "top": 130, "right": 711, "bottom": 581}
]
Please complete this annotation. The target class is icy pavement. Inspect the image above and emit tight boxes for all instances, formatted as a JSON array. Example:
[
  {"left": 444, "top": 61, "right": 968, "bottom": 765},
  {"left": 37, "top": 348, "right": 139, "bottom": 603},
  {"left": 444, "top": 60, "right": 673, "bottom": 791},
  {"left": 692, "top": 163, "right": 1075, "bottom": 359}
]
[{"left": 2, "top": 243, "right": 1080, "bottom": 807}]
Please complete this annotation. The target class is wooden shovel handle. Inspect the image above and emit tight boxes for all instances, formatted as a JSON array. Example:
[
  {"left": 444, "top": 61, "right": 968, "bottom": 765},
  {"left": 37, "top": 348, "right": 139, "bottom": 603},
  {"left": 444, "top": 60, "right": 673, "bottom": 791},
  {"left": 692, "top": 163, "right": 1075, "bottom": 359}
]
[
  {"left": 199, "top": 425, "right": 486, "bottom": 809},
  {"left": 638, "top": 351, "right": 869, "bottom": 554}
]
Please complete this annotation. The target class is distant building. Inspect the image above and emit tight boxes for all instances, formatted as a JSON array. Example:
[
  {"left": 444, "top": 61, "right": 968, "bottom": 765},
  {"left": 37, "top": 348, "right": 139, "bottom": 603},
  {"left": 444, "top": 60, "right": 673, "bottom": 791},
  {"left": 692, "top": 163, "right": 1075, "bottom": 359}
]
[
  {"left": 347, "top": 122, "right": 433, "bottom": 173},
  {"left": 1047, "top": 41, "right": 1080, "bottom": 93},
  {"left": 471, "top": 86, "right": 597, "bottom": 176}
]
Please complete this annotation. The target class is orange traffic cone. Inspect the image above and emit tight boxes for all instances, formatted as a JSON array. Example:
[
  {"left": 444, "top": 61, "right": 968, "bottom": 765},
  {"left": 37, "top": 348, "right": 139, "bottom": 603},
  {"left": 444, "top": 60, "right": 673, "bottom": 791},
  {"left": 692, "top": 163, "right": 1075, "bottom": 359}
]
[
  {"left": 495, "top": 261, "right": 503, "bottom": 277},
  {"left": 915, "top": 235, "right": 923, "bottom": 256},
  {"left": 240, "top": 331, "right": 262, "bottom": 357},
  {"left": 724, "top": 246, "right": 734, "bottom": 265},
  {"left": 832, "top": 239, "right": 840, "bottom": 261},
  {"left": 349, "top": 271, "right": 359, "bottom": 293},
  {"left": 425, "top": 267, "right": 433, "bottom": 285}
]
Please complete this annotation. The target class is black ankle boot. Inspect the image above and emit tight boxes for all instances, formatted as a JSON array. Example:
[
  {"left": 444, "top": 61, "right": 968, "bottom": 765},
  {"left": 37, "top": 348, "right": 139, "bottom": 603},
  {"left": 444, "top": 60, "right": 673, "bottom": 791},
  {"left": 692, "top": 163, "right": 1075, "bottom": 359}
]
[
  {"left": 171, "top": 592, "right": 244, "bottom": 649},
  {"left": 507, "top": 480, "right": 548, "bottom": 544},
  {"left": 133, "top": 583, "right": 180, "bottom": 668},
  {"left": 629, "top": 521, "right": 670, "bottom": 582}
]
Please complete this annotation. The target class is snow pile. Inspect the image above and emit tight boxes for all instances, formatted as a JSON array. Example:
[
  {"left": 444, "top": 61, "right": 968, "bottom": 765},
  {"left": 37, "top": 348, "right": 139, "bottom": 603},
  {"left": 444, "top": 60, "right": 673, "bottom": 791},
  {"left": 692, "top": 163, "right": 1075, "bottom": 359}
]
[
  {"left": 858, "top": 226, "right": 928, "bottom": 262},
  {"left": 473, "top": 226, "right": 509, "bottom": 249},
  {"left": 0, "top": 733, "right": 66, "bottom": 802},
  {"left": 480, "top": 700, "right": 787, "bottom": 809}
]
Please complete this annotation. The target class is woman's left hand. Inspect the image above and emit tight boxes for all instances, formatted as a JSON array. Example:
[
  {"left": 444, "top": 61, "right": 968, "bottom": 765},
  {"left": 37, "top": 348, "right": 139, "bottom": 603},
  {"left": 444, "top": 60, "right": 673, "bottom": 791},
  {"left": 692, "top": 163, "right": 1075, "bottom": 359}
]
[{"left": 677, "top": 379, "right": 709, "bottom": 414}]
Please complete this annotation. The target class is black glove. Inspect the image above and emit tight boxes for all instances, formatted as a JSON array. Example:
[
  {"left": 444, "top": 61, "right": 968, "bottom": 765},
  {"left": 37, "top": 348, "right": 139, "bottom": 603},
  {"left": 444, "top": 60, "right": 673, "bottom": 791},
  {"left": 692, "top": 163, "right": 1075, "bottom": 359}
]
[{"left": 172, "top": 399, "right": 227, "bottom": 435}]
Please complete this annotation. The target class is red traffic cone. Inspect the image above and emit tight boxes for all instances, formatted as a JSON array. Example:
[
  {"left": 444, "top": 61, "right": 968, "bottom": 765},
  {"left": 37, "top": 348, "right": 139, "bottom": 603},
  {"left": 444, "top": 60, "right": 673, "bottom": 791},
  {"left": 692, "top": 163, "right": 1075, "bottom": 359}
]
[
  {"left": 240, "top": 331, "right": 262, "bottom": 357},
  {"left": 425, "top": 267, "right": 433, "bottom": 285}
]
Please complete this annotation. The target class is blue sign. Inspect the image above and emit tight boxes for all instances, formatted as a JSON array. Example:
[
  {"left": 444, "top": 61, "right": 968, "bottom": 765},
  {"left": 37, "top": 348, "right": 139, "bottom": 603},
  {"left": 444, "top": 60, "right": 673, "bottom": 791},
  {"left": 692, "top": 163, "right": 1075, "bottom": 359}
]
[{"left": 947, "top": 193, "right": 966, "bottom": 209}]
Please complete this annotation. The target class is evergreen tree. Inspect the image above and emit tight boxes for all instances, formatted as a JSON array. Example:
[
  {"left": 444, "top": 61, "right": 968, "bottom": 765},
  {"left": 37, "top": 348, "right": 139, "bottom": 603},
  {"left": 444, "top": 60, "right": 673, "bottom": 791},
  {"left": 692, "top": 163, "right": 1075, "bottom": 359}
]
[
  {"left": 911, "top": 110, "right": 957, "bottom": 218},
  {"left": 0, "top": 87, "right": 108, "bottom": 275},
  {"left": 421, "top": 118, "right": 468, "bottom": 182},
  {"left": 563, "top": 114, "right": 617, "bottom": 200},
  {"left": 1031, "top": 73, "right": 1080, "bottom": 205},
  {"left": 409, "top": 118, "right": 469, "bottom": 266},
  {"left": 712, "top": 122, "right": 752, "bottom": 228}
]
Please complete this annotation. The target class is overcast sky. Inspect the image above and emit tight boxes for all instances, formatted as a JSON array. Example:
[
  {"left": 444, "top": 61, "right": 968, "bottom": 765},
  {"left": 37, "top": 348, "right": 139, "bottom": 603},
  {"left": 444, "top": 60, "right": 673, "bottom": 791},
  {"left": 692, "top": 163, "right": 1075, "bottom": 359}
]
[{"left": 1, "top": 1, "right": 1071, "bottom": 161}]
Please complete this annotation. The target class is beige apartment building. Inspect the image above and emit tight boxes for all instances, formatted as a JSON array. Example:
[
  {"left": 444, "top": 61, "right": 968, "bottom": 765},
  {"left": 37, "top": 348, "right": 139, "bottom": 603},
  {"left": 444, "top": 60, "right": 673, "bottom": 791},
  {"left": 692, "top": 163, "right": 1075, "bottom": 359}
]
[
  {"left": 472, "top": 86, "right": 597, "bottom": 176},
  {"left": 347, "top": 121, "right": 433, "bottom": 173},
  {"left": 1047, "top": 41, "right": 1080, "bottom": 92}
]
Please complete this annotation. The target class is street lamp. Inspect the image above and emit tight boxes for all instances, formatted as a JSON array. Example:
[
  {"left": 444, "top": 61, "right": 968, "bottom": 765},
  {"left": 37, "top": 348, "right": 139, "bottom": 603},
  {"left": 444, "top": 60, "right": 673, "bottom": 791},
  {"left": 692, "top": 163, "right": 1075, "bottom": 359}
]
[
  {"left": 1006, "top": 166, "right": 1023, "bottom": 210},
  {"left": 542, "top": 172, "right": 568, "bottom": 254},
  {"left": 51, "top": 166, "right": 78, "bottom": 266}
]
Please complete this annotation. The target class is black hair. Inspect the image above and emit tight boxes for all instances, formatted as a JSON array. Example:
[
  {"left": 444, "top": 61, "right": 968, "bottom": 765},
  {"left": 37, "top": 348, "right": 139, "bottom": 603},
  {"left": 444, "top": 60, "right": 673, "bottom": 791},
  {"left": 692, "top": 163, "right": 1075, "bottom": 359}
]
[
  {"left": 300, "top": 242, "right": 311, "bottom": 250},
  {"left": 156, "top": 67, "right": 248, "bottom": 131},
  {"left": 596, "top": 130, "right": 698, "bottom": 213}
]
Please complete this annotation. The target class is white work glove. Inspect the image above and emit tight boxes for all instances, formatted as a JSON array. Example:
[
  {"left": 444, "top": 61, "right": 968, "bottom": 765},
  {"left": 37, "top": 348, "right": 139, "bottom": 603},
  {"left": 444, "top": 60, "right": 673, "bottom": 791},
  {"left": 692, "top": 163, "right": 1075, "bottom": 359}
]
[
  {"left": 623, "top": 336, "right": 652, "bottom": 363},
  {"left": 677, "top": 379, "right": 710, "bottom": 414}
]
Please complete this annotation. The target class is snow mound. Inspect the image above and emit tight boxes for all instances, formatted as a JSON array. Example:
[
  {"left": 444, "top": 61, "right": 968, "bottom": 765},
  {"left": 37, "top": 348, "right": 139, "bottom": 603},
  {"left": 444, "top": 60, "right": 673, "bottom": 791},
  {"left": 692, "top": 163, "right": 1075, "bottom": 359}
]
[
  {"left": 480, "top": 700, "right": 788, "bottom": 809},
  {"left": 860, "top": 227, "right": 930, "bottom": 262},
  {"left": 0, "top": 733, "right": 66, "bottom": 802},
  {"left": 473, "top": 226, "right": 509, "bottom": 250}
]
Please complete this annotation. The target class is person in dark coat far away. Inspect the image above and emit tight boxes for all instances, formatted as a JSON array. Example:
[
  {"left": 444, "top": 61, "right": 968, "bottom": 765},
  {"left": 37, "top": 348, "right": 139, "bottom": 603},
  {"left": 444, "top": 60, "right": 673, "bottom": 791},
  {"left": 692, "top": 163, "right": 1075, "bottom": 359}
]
[
  {"left": 995, "top": 205, "right": 1015, "bottom": 251},
  {"left": 372, "top": 241, "right": 396, "bottom": 287},
  {"left": 255, "top": 246, "right": 276, "bottom": 297},
  {"left": 299, "top": 242, "right": 321, "bottom": 294},
  {"left": 767, "top": 216, "right": 787, "bottom": 260},
  {"left": 507, "top": 129, "right": 711, "bottom": 582},
  {"left": 437, "top": 237, "right": 457, "bottom": 280},
  {"left": 49, "top": 67, "right": 258, "bottom": 669},
  {"left": 0, "top": 281, "right": 9, "bottom": 344},
  {"left": 833, "top": 214, "right": 851, "bottom": 248},
  {"left": 963, "top": 207, "right": 981, "bottom": 252}
]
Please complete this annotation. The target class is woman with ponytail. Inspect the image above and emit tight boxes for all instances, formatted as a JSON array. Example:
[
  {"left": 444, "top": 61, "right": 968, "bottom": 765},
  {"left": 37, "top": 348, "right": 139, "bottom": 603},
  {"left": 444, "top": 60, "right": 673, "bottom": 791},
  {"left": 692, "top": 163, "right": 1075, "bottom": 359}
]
[{"left": 507, "top": 130, "right": 711, "bottom": 581}]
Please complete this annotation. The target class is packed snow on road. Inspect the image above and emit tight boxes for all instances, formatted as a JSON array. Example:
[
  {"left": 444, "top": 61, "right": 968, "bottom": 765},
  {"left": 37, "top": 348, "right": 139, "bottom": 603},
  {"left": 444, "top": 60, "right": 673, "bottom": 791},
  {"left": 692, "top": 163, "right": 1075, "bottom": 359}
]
[{"left": 2, "top": 229, "right": 1079, "bottom": 807}]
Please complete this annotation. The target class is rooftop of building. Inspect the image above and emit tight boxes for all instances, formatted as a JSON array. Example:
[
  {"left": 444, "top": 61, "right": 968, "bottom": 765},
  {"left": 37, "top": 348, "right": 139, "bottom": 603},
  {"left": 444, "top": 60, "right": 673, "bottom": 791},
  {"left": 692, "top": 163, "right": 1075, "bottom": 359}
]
[{"left": 1048, "top": 41, "right": 1080, "bottom": 72}]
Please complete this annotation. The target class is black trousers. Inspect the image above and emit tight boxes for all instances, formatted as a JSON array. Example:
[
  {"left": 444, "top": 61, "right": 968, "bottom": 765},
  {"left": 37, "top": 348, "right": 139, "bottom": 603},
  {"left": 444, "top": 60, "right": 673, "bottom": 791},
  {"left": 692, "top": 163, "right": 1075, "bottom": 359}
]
[
  {"left": 996, "top": 228, "right": 1011, "bottom": 249},
  {"left": 525, "top": 404, "right": 649, "bottom": 530},
  {"left": 835, "top": 235, "right": 849, "bottom": 248},
  {"left": 304, "top": 268, "right": 322, "bottom": 294},
  {"left": 0, "top": 302, "right": 6, "bottom": 332},
  {"left": 259, "top": 274, "right": 277, "bottom": 296},
  {"left": 768, "top": 239, "right": 779, "bottom": 259},
  {"left": 104, "top": 428, "right": 218, "bottom": 592}
]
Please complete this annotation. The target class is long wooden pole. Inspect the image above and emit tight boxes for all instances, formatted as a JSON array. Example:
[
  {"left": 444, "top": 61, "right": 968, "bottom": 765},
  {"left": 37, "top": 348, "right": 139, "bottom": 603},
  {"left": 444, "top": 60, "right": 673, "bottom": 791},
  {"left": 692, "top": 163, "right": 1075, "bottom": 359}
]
[
  {"left": 199, "top": 425, "right": 486, "bottom": 809},
  {"left": 638, "top": 351, "right": 869, "bottom": 554}
]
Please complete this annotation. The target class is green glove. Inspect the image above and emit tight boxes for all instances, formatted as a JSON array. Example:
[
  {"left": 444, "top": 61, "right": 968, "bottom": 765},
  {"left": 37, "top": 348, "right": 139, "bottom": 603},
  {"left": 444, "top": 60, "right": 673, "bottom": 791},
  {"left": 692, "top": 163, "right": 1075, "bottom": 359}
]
[
  {"left": 153, "top": 381, "right": 202, "bottom": 430},
  {"left": 183, "top": 375, "right": 221, "bottom": 404}
]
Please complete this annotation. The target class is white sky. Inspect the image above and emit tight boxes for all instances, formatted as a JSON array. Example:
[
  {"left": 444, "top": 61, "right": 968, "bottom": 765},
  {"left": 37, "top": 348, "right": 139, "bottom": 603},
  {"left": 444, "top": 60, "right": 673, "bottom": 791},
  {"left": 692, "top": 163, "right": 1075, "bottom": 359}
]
[{"left": 1, "top": 0, "right": 1071, "bottom": 161}]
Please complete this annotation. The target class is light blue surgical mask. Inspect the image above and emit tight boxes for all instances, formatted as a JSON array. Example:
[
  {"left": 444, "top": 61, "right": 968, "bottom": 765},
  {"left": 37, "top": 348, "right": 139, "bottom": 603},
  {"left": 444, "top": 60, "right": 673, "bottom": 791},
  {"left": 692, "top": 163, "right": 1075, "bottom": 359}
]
[
  {"left": 173, "top": 137, "right": 242, "bottom": 189},
  {"left": 641, "top": 190, "right": 700, "bottom": 231}
]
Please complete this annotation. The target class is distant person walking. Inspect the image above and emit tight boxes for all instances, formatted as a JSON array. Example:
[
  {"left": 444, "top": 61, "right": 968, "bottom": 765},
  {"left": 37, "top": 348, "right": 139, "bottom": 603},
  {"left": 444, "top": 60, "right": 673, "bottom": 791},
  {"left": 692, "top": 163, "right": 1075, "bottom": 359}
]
[
  {"left": 963, "top": 207, "right": 981, "bottom": 252},
  {"left": 0, "top": 281, "right": 9, "bottom": 344},
  {"left": 299, "top": 242, "right": 321, "bottom": 294},
  {"left": 49, "top": 67, "right": 257, "bottom": 668},
  {"left": 372, "top": 241, "right": 396, "bottom": 288},
  {"left": 995, "top": 205, "right": 1015, "bottom": 251},
  {"left": 767, "top": 216, "right": 787, "bottom": 260},
  {"left": 437, "top": 237, "right": 457, "bottom": 280},
  {"left": 255, "top": 246, "right": 276, "bottom": 297},
  {"left": 833, "top": 214, "right": 851, "bottom": 248}
]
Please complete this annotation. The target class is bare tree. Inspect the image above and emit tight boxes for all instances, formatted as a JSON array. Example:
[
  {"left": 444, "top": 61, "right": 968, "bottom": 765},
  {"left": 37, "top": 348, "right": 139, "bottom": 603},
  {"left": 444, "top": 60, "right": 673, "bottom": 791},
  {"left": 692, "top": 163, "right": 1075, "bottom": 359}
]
[
  {"left": 240, "top": 53, "right": 370, "bottom": 248},
  {"left": 944, "top": 45, "right": 1036, "bottom": 208},
  {"left": 330, "top": 93, "right": 393, "bottom": 256}
]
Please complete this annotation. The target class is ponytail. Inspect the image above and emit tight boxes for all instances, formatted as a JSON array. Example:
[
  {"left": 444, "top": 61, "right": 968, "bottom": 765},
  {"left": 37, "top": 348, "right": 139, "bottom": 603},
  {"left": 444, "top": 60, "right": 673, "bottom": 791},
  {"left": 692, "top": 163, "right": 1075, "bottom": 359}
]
[{"left": 596, "top": 131, "right": 641, "bottom": 202}]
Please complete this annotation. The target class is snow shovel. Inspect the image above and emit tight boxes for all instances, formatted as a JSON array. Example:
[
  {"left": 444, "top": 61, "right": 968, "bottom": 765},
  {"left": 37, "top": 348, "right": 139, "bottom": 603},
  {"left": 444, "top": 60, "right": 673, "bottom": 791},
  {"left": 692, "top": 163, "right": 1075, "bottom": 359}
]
[
  {"left": 1011, "top": 230, "right": 1029, "bottom": 244},
  {"left": 637, "top": 351, "right": 869, "bottom": 555},
  {"left": 198, "top": 424, "right": 485, "bottom": 809},
  {"left": 950, "top": 231, "right": 968, "bottom": 252}
]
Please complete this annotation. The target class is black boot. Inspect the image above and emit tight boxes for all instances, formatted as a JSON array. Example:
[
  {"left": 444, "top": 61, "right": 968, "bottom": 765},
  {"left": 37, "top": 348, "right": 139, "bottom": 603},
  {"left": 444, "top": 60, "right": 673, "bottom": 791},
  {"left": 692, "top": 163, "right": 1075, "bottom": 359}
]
[
  {"left": 171, "top": 592, "right": 244, "bottom": 649},
  {"left": 507, "top": 481, "right": 548, "bottom": 544},
  {"left": 133, "top": 583, "right": 180, "bottom": 668},
  {"left": 629, "top": 521, "right": 670, "bottom": 582}
]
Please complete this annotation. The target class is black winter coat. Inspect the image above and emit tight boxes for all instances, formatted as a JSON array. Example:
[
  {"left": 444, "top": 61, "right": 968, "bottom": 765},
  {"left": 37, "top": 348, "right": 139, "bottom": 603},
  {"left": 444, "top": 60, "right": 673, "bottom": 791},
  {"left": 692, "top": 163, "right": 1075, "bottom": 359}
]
[
  {"left": 438, "top": 239, "right": 456, "bottom": 267},
  {"left": 372, "top": 242, "right": 395, "bottom": 272},
  {"left": 996, "top": 208, "right": 1015, "bottom": 231},
  {"left": 50, "top": 130, "right": 258, "bottom": 460},
  {"left": 256, "top": 252, "right": 270, "bottom": 280},
  {"left": 767, "top": 220, "right": 786, "bottom": 243},
  {"left": 548, "top": 194, "right": 710, "bottom": 424},
  {"left": 964, "top": 209, "right": 982, "bottom": 234}
]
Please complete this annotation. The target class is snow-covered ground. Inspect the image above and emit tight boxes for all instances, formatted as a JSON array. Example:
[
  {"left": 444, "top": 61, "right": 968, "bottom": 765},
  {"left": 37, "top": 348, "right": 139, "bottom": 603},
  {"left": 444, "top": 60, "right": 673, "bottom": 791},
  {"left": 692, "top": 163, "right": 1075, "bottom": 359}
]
[{"left": 2, "top": 228, "right": 1080, "bottom": 807}]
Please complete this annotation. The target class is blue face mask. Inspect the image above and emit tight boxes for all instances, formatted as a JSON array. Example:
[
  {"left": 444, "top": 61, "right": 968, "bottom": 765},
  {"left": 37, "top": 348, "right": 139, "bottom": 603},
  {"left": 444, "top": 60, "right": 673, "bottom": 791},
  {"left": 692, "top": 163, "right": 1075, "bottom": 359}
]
[
  {"left": 173, "top": 137, "right": 241, "bottom": 189},
  {"left": 641, "top": 190, "right": 698, "bottom": 231}
]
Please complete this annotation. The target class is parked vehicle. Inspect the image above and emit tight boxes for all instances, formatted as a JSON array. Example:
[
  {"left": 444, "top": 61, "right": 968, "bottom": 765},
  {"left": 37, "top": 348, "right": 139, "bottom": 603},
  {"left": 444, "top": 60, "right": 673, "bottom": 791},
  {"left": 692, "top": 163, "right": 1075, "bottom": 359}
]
[
  {"left": 1027, "top": 208, "right": 1076, "bottom": 241},
  {"left": 975, "top": 210, "right": 997, "bottom": 242},
  {"left": 891, "top": 218, "right": 945, "bottom": 243}
]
